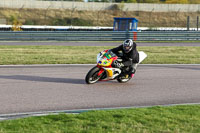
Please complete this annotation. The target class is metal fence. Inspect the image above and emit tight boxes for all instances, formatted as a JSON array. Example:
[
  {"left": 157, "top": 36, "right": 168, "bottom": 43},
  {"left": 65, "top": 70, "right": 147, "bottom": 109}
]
[{"left": 0, "top": 31, "right": 200, "bottom": 41}]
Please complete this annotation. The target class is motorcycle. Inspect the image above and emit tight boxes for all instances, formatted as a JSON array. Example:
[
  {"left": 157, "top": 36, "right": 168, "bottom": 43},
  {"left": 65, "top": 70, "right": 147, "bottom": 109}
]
[{"left": 85, "top": 49, "right": 147, "bottom": 84}]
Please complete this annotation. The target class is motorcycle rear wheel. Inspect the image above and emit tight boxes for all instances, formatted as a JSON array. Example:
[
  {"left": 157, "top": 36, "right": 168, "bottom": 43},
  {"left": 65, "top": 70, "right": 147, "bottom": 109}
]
[
  {"left": 117, "top": 75, "right": 131, "bottom": 83},
  {"left": 85, "top": 66, "right": 102, "bottom": 84}
]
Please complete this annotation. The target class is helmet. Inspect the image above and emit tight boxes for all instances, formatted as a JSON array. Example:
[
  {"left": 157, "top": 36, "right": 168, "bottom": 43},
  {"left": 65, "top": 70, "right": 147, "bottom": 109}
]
[{"left": 123, "top": 39, "right": 133, "bottom": 53}]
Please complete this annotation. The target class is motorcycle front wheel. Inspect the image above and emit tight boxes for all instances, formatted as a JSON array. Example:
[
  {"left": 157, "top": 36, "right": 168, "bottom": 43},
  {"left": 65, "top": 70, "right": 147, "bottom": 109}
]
[{"left": 85, "top": 66, "right": 102, "bottom": 84}]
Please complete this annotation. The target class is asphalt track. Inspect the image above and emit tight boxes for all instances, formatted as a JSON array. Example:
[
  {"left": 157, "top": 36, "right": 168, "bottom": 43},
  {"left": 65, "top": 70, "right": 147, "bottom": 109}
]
[
  {"left": 0, "top": 42, "right": 200, "bottom": 119},
  {"left": 0, "top": 41, "right": 200, "bottom": 46},
  {"left": 0, "top": 64, "right": 200, "bottom": 116}
]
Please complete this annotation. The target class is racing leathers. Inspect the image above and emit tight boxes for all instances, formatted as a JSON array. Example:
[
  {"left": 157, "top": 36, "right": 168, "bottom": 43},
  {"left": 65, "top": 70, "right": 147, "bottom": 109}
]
[{"left": 110, "top": 42, "right": 139, "bottom": 75}]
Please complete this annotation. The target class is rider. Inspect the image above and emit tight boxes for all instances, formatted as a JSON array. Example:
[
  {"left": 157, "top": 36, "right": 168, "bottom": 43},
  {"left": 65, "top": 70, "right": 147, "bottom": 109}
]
[{"left": 110, "top": 39, "right": 139, "bottom": 76}]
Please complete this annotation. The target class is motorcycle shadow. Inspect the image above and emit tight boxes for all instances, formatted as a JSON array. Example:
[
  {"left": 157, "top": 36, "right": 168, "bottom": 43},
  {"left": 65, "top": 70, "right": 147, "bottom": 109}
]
[
  {"left": 89, "top": 80, "right": 134, "bottom": 86},
  {"left": 0, "top": 75, "right": 85, "bottom": 84}
]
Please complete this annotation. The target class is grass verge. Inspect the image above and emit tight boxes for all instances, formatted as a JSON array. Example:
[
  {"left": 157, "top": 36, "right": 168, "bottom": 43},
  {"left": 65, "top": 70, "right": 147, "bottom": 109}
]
[
  {"left": 0, "top": 45, "right": 200, "bottom": 65},
  {"left": 0, "top": 105, "right": 200, "bottom": 133}
]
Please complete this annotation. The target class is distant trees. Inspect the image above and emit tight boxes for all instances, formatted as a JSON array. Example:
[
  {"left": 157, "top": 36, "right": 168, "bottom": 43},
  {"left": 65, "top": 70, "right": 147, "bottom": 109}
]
[
  {"left": 114, "top": 0, "right": 137, "bottom": 3},
  {"left": 136, "top": 0, "right": 160, "bottom": 3},
  {"left": 42, "top": 0, "right": 84, "bottom": 1},
  {"left": 163, "top": 0, "right": 200, "bottom": 4},
  {"left": 133, "top": 0, "right": 189, "bottom": 3},
  {"left": 165, "top": 0, "right": 189, "bottom": 4},
  {"left": 88, "top": 0, "right": 200, "bottom": 3},
  {"left": 40, "top": 0, "right": 200, "bottom": 3},
  {"left": 189, "top": 0, "right": 200, "bottom": 4}
]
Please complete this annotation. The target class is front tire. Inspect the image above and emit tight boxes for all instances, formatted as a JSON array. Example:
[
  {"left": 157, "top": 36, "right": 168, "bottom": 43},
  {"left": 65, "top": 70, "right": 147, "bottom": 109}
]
[{"left": 85, "top": 66, "right": 102, "bottom": 84}]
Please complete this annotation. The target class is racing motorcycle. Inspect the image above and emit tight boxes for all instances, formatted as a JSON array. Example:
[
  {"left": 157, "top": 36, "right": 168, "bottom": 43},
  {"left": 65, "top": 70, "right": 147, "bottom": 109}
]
[{"left": 85, "top": 49, "right": 147, "bottom": 84}]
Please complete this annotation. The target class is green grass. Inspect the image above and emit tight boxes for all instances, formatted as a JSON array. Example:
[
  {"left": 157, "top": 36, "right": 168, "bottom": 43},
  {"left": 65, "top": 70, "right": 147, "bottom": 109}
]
[
  {"left": 0, "top": 105, "right": 200, "bottom": 133},
  {"left": 0, "top": 45, "right": 200, "bottom": 65},
  {"left": 142, "top": 46, "right": 200, "bottom": 64}
]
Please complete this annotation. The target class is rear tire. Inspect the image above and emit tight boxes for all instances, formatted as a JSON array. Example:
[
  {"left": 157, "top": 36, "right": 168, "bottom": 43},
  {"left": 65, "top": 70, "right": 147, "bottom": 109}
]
[
  {"left": 117, "top": 75, "right": 131, "bottom": 83},
  {"left": 85, "top": 66, "right": 102, "bottom": 84}
]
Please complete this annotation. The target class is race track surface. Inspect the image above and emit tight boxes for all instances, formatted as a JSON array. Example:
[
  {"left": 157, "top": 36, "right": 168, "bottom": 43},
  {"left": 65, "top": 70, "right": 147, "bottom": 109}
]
[
  {"left": 0, "top": 41, "right": 200, "bottom": 46},
  {"left": 0, "top": 64, "right": 200, "bottom": 115}
]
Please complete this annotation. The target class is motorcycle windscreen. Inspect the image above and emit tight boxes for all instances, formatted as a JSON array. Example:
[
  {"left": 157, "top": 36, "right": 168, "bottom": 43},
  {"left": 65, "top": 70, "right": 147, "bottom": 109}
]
[
  {"left": 103, "top": 53, "right": 112, "bottom": 59},
  {"left": 138, "top": 51, "right": 147, "bottom": 64}
]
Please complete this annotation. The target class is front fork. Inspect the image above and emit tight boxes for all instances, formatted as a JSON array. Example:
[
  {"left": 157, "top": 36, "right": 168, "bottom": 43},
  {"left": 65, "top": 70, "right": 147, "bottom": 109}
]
[{"left": 97, "top": 66, "right": 105, "bottom": 76}]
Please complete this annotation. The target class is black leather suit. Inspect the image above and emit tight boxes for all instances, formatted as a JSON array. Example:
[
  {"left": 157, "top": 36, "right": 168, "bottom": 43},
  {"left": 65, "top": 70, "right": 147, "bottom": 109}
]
[{"left": 110, "top": 42, "right": 139, "bottom": 67}]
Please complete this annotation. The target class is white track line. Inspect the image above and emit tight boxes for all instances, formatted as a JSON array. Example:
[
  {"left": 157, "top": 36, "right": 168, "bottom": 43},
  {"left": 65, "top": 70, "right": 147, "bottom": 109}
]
[{"left": 0, "top": 102, "right": 200, "bottom": 121}]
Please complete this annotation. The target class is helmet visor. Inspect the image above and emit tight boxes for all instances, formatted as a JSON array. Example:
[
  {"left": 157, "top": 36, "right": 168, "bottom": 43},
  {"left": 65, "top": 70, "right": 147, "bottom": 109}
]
[{"left": 124, "top": 45, "right": 131, "bottom": 50}]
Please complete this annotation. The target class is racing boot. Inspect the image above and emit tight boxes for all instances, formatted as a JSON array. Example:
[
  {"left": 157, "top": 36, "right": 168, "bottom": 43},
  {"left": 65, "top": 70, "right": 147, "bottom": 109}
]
[
  {"left": 129, "top": 66, "right": 136, "bottom": 78},
  {"left": 131, "top": 68, "right": 136, "bottom": 78}
]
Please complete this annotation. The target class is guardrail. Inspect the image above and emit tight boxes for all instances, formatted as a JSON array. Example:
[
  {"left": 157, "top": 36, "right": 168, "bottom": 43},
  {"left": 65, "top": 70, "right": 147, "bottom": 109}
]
[{"left": 0, "top": 31, "right": 199, "bottom": 41}]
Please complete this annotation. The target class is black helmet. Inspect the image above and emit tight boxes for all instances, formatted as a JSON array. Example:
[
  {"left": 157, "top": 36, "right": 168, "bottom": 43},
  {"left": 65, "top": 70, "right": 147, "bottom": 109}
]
[{"left": 123, "top": 39, "right": 133, "bottom": 53}]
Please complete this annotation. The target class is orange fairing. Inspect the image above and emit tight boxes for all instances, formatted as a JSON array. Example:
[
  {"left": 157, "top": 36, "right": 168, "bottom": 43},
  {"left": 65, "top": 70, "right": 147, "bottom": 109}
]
[
  {"left": 98, "top": 58, "right": 113, "bottom": 67},
  {"left": 97, "top": 49, "right": 117, "bottom": 67},
  {"left": 106, "top": 69, "right": 113, "bottom": 77}
]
